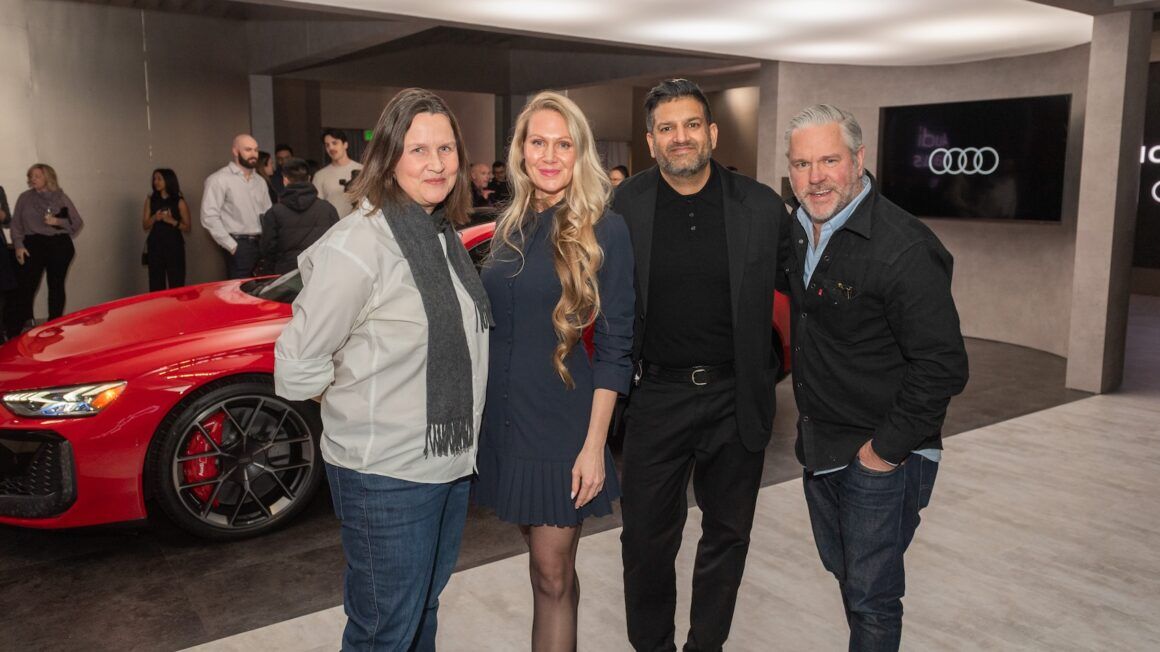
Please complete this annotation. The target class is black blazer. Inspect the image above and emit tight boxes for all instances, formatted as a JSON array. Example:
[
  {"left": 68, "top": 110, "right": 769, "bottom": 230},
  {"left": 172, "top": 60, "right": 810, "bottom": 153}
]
[{"left": 611, "top": 161, "right": 792, "bottom": 451}]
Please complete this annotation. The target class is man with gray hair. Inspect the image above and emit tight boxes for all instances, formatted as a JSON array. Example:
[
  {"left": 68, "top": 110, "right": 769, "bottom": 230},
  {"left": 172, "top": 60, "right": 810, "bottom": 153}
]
[{"left": 783, "top": 104, "right": 968, "bottom": 650}]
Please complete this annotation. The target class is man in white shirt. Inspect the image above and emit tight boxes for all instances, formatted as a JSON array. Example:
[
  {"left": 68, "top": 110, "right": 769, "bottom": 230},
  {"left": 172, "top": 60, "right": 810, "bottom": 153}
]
[
  {"left": 201, "top": 134, "right": 273, "bottom": 279},
  {"left": 313, "top": 128, "right": 363, "bottom": 217}
]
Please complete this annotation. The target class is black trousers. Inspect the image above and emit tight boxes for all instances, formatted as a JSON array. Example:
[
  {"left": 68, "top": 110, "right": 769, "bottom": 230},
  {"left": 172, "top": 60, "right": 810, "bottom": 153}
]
[
  {"left": 620, "top": 375, "right": 765, "bottom": 652},
  {"left": 12, "top": 234, "right": 74, "bottom": 331},
  {"left": 147, "top": 242, "right": 186, "bottom": 291}
]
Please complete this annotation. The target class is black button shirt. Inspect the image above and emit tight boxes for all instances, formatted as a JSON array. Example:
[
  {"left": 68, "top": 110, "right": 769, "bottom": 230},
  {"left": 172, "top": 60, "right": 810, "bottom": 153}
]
[
  {"left": 642, "top": 166, "right": 733, "bottom": 367},
  {"left": 786, "top": 182, "right": 969, "bottom": 470}
]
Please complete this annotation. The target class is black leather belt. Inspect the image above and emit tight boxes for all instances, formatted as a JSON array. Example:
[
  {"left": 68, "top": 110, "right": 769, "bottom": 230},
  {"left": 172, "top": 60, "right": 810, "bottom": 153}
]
[
  {"left": 642, "top": 361, "right": 734, "bottom": 386},
  {"left": 231, "top": 233, "right": 261, "bottom": 241}
]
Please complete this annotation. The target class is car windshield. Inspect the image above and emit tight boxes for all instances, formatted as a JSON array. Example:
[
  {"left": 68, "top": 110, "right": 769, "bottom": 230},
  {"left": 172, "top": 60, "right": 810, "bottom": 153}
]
[{"left": 242, "top": 271, "right": 303, "bottom": 304}]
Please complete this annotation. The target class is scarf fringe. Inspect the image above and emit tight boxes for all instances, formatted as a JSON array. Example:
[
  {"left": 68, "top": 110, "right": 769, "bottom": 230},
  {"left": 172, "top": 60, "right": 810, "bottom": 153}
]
[{"left": 424, "top": 417, "right": 474, "bottom": 458}]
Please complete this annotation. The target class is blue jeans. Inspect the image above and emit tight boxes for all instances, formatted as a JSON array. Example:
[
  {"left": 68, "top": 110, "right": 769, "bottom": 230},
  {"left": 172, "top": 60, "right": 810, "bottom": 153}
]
[
  {"left": 326, "top": 463, "right": 470, "bottom": 651},
  {"left": 802, "top": 455, "right": 938, "bottom": 652}
]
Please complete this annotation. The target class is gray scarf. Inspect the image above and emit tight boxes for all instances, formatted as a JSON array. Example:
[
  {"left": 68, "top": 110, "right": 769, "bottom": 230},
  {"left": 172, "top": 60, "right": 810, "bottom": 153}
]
[{"left": 381, "top": 201, "right": 493, "bottom": 457}]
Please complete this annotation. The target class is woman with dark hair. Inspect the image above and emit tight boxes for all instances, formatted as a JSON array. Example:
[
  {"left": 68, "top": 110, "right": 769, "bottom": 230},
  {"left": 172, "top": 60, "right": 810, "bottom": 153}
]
[
  {"left": 475, "top": 91, "right": 634, "bottom": 650},
  {"left": 8, "top": 164, "right": 83, "bottom": 336},
  {"left": 274, "top": 88, "right": 490, "bottom": 651},
  {"left": 256, "top": 151, "right": 279, "bottom": 204},
  {"left": 142, "top": 168, "right": 191, "bottom": 291}
]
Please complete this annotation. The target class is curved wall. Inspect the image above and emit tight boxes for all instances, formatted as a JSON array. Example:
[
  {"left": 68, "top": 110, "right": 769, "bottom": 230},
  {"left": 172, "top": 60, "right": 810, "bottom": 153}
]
[{"left": 769, "top": 45, "right": 1091, "bottom": 357}]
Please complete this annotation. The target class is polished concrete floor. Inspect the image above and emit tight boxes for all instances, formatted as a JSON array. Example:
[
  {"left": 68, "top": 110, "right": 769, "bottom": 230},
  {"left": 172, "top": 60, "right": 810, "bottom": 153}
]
[
  {"left": 0, "top": 327, "right": 1100, "bottom": 651},
  {"left": 189, "top": 295, "right": 1160, "bottom": 651}
]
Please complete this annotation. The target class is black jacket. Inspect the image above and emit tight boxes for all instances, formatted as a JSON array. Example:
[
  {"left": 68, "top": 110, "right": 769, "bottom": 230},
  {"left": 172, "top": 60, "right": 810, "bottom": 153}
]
[
  {"left": 612, "top": 161, "right": 792, "bottom": 452},
  {"left": 259, "top": 183, "right": 339, "bottom": 275},
  {"left": 785, "top": 176, "right": 969, "bottom": 470}
]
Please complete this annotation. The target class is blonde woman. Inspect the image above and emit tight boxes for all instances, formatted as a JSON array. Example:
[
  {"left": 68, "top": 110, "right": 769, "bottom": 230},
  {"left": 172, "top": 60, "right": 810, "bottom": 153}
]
[
  {"left": 9, "top": 164, "right": 83, "bottom": 334},
  {"left": 474, "top": 92, "right": 634, "bottom": 650}
]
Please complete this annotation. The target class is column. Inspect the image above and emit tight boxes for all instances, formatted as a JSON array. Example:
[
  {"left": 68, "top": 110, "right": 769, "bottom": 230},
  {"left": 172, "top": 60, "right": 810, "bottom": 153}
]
[{"left": 1066, "top": 10, "right": 1152, "bottom": 392}]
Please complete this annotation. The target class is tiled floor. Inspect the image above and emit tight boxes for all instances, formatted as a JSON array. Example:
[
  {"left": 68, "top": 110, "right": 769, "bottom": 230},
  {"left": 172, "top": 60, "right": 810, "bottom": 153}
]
[
  {"left": 0, "top": 328, "right": 1097, "bottom": 650},
  {"left": 184, "top": 296, "right": 1160, "bottom": 651}
]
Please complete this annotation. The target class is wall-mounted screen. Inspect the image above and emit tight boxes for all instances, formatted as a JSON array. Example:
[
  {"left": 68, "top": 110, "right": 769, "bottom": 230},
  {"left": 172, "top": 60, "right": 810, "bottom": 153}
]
[
  {"left": 877, "top": 95, "right": 1070, "bottom": 221},
  {"left": 1134, "top": 62, "right": 1160, "bottom": 270}
]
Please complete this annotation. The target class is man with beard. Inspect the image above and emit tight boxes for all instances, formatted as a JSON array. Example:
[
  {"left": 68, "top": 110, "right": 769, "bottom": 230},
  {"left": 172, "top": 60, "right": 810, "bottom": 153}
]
[
  {"left": 201, "top": 134, "right": 273, "bottom": 280},
  {"left": 611, "top": 78, "right": 791, "bottom": 652},
  {"left": 783, "top": 104, "right": 967, "bottom": 651}
]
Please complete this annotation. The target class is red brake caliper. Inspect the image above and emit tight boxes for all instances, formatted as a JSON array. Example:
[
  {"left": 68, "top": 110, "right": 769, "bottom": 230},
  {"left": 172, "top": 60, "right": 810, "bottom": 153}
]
[{"left": 183, "top": 411, "right": 226, "bottom": 505}]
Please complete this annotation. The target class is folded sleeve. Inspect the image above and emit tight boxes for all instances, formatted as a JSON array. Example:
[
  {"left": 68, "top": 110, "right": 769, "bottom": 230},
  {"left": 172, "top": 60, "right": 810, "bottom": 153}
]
[
  {"left": 274, "top": 241, "right": 376, "bottom": 400},
  {"left": 591, "top": 211, "right": 636, "bottom": 395}
]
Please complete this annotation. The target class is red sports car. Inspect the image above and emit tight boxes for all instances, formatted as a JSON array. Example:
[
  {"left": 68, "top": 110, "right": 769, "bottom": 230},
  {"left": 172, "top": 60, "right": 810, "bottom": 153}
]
[{"left": 0, "top": 221, "right": 787, "bottom": 539}]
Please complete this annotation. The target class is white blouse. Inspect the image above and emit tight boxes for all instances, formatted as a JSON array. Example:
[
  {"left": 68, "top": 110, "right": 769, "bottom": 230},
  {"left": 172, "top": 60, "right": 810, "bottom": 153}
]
[{"left": 273, "top": 203, "right": 488, "bottom": 483}]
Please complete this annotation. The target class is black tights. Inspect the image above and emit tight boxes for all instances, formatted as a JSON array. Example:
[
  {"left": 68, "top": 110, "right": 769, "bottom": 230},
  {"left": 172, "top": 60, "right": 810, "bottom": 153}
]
[{"left": 520, "top": 523, "right": 583, "bottom": 652}]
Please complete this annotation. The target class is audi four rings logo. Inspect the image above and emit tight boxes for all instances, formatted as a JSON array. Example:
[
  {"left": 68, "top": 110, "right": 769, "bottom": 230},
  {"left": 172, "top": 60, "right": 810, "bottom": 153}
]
[{"left": 927, "top": 147, "right": 1000, "bottom": 175}]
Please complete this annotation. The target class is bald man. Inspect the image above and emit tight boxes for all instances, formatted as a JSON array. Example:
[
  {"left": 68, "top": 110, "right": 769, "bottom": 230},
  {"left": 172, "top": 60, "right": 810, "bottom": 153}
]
[
  {"left": 201, "top": 134, "right": 273, "bottom": 279},
  {"left": 469, "top": 162, "right": 495, "bottom": 208}
]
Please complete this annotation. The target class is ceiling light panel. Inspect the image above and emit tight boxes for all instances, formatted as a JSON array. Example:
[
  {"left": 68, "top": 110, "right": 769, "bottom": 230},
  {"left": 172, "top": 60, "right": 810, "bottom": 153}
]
[{"left": 282, "top": 0, "right": 1094, "bottom": 67}]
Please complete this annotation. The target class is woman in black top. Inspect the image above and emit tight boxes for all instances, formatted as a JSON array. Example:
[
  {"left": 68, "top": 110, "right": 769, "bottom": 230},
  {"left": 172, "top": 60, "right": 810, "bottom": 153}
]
[{"left": 142, "top": 168, "right": 190, "bottom": 291}]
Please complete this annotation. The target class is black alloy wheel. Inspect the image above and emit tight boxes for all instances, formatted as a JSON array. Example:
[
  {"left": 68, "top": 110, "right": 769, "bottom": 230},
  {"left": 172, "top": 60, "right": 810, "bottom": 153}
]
[{"left": 146, "top": 375, "right": 323, "bottom": 540}]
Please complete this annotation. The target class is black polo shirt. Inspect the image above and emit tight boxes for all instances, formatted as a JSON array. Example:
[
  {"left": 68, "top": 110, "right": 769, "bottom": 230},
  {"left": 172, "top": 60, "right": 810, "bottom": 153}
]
[{"left": 642, "top": 166, "right": 733, "bottom": 367}]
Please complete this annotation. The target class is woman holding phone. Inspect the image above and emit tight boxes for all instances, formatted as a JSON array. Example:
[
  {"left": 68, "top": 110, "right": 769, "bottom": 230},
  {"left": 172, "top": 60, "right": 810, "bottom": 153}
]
[
  {"left": 8, "top": 164, "right": 83, "bottom": 334},
  {"left": 142, "top": 168, "right": 191, "bottom": 291}
]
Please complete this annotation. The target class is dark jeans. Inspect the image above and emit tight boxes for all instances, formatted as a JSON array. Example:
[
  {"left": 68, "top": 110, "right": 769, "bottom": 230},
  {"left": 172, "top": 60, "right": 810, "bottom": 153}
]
[
  {"left": 325, "top": 463, "right": 470, "bottom": 652},
  {"left": 147, "top": 244, "right": 186, "bottom": 291},
  {"left": 225, "top": 236, "right": 261, "bottom": 280},
  {"left": 13, "top": 233, "right": 74, "bottom": 329},
  {"left": 803, "top": 455, "right": 939, "bottom": 652},
  {"left": 620, "top": 376, "right": 765, "bottom": 652}
]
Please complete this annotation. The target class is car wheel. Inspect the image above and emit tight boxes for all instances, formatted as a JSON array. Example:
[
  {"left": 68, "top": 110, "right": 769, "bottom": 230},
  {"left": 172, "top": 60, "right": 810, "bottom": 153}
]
[{"left": 145, "top": 375, "right": 323, "bottom": 541}]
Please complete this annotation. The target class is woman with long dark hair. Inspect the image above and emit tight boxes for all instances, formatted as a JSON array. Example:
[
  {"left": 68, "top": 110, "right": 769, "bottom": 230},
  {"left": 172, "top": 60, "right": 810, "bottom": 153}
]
[
  {"left": 256, "top": 151, "right": 279, "bottom": 204},
  {"left": 8, "top": 164, "right": 83, "bottom": 335},
  {"left": 474, "top": 91, "right": 634, "bottom": 650},
  {"left": 274, "top": 88, "right": 490, "bottom": 650},
  {"left": 142, "top": 168, "right": 190, "bottom": 291}
]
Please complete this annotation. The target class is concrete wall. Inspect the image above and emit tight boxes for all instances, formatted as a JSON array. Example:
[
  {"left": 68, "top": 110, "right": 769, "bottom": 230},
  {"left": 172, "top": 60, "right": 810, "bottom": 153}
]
[
  {"left": 766, "top": 46, "right": 1090, "bottom": 357},
  {"left": 1, "top": 0, "right": 251, "bottom": 318},
  {"left": 708, "top": 86, "right": 759, "bottom": 177},
  {"left": 561, "top": 85, "right": 635, "bottom": 142}
]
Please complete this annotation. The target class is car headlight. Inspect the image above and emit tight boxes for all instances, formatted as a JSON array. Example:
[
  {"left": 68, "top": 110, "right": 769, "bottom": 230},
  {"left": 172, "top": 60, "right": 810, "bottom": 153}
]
[{"left": 2, "top": 381, "right": 127, "bottom": 418}]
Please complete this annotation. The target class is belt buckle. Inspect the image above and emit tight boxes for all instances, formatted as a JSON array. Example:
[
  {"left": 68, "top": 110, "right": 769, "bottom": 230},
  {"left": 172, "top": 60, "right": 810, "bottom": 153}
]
[{"left": 690, "top": 367, "right": 708, "bottom": 386}]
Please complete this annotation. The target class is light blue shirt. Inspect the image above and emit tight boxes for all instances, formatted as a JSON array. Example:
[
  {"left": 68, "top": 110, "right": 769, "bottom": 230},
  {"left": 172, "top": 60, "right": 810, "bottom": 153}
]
[
  {"left": 796, "top": 176, "right": 871, "bottom": 287},
  {"left": 795, "top": 176, "right": 941, "bottom": 474}
]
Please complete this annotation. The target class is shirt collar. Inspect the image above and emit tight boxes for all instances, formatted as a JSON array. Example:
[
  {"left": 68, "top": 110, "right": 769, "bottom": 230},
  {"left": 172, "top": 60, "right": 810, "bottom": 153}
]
[
  {"left": 795, "top": 174, "right": 872, "bottom": 240},
  {"left": 228, "top": 161, "right": 251, "bottom": 177}
]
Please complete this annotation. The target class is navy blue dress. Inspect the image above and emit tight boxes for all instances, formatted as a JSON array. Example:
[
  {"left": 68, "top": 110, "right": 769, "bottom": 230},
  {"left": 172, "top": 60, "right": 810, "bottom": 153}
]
[{"left": 475, "top": 206, "right": 635, "bottom": 526}]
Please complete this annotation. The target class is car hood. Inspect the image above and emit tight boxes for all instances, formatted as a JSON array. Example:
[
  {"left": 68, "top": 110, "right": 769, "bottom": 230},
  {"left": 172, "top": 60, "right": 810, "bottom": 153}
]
[{"left": 0, "top": 281, "right": 289, "bottom": 387}]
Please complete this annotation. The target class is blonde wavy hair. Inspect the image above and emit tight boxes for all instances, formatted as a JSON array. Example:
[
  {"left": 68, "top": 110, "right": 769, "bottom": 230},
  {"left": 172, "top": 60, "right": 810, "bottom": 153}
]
[{"left": 493, "top": 91, "right": 612, "bottom": 389}]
